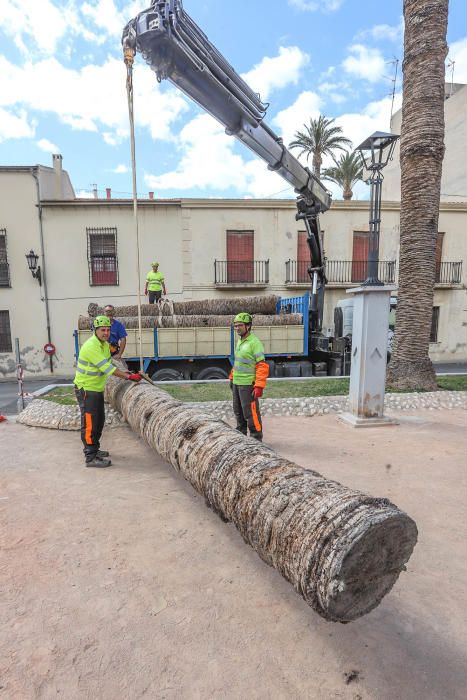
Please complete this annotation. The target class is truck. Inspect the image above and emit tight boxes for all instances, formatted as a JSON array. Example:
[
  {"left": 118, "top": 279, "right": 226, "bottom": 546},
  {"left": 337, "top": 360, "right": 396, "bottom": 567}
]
[{"left": 74, "top": 293, "right": 349, "bottom": 381}]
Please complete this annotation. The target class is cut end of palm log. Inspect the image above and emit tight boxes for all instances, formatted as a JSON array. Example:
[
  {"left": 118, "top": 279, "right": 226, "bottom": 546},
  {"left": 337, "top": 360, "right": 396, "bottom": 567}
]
[{"left": 105, "top": 378, "right": 418, "bottom": 623}]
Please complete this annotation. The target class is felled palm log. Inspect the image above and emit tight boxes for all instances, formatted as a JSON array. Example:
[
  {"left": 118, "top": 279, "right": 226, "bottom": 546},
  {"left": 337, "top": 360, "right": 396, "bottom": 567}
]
[
  {"left": 105, "top": 378, "right": 418, "bottom": 623},
  {"left": 78, "top": 313, "right": 302, "bottom": 330},
  {"left": 88, "top": 294, "right": 280, "bottom": 318}
]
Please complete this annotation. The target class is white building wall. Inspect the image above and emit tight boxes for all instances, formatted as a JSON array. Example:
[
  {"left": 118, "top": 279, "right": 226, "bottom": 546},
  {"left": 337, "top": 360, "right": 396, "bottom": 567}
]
[
  {"left": 1, "top": 168, "right": 466, "bottom": 377},
  {"left": 383, "top": 83, "right": 467, "bottom": 203}
]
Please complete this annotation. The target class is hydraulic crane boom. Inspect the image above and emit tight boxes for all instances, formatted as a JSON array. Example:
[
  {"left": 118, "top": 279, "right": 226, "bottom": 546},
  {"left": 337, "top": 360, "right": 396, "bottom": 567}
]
[{"left": 122, "top": 0, "right": 332, "bottom": 332}]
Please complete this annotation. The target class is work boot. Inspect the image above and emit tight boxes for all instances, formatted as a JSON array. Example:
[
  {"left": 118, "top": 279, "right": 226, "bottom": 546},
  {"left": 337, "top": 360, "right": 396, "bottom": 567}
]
[
  {"left": 97, "top": 449, "right": 110, "bottom": 458},
  {"left": 85, "top": 455, "right": 112, "bottom": 468}
]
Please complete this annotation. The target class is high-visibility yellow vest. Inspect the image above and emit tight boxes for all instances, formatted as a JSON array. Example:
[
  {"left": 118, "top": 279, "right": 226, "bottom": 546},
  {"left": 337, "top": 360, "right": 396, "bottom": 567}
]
[
  {"left": 74, "top": 334, "right": 116, "bottom": 392},
  {"left": 146, "top": 270, "right": 164, "bottom": 291},
  {"left": 233, "top": 333, "right": 265, "bottom": 386}
]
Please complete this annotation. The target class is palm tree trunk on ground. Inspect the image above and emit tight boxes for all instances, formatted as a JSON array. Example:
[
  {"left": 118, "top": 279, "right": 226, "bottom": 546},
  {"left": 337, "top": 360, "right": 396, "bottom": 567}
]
[
  {"left": 106, "top": 378, "right": 418, "bottom": 623},
  {"left": 387, "top": 0, "right": 448, "bottom": 391}
]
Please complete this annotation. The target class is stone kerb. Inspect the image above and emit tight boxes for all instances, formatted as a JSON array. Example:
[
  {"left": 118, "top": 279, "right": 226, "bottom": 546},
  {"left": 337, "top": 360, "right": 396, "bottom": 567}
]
[{"left": 15, "top": 390, "right": 467, "bottom": 430}]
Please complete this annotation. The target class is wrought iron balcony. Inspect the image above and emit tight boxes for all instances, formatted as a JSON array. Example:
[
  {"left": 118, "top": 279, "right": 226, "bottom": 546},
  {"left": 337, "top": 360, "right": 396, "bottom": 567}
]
[
  {"left": 0, "top": 261, "right": 10, "bottom": 287},
  {"left": 285, "top": 259, "right": 396, "bottom": 285},
  {"left": 435, "top": 261, "right": 462, "bottom": 285},
  {"left": 214, "top": 259, "right": 269, "bottom": 285}
]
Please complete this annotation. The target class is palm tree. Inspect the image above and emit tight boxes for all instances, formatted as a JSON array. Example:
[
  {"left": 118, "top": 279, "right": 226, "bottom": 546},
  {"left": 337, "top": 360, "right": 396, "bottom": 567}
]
[
  {"left": 289, "top": 115, "right": 351, "bottom": 178},
  {"left": 387, "top": 0, "right": 448, "bottom": 391},
  {"left": 322, "top": 150, "right": 363, "bottom": 200}
]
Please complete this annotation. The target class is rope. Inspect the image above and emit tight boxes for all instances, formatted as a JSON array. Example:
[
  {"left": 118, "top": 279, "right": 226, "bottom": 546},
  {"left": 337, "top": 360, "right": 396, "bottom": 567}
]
[{"left": 124, "top": 46, "right": 144, "bottom": 372}]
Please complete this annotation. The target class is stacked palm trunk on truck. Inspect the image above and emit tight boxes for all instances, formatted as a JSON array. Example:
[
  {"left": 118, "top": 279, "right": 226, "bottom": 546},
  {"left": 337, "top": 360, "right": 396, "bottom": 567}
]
[
  {"left": 105, "top": 376, "right": 418, "bottom": 623},
  {"left": 82, "top": 295, "right": 302, "bottom": 329}
]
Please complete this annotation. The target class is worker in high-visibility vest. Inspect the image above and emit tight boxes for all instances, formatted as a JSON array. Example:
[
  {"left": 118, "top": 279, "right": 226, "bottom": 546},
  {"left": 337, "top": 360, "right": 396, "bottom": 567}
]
[
  {"left": 74, "top": 315, "right": 141, "bottom": 468},
  {"left": 229, "top": 312, "right": 269, "bottom": 441}
]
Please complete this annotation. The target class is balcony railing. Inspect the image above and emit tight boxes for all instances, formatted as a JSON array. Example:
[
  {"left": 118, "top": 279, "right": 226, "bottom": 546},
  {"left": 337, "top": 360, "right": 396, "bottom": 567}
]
[
  {"left": 0, "top": 261, "right": 10, "bottom": 287},
  {"left": 285, "top": 259, "right": 396, "bottom": 285},
  {"left": 214, "top": 260, "right": 269, "bottom": 285},
  {"left": 435, "top": 261, "right": 462, "bottom": 284}
]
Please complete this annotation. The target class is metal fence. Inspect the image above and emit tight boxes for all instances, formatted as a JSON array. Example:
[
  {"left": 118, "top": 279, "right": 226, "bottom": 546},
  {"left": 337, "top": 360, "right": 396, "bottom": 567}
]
[
  {"left": 435, "top": 261, "right": 462, "bottom": 284},
  {"left": 285, "top": 259, "right": 396, "bottom": 284},
  {"left": 0, "top": 262, "right": 10, "bottom": 287},
  {"left": 214, "top": 259, "right": 269, "bottom": 284}
]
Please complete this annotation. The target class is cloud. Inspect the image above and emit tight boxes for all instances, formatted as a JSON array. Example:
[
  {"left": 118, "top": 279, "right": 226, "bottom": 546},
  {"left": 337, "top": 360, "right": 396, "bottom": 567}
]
[
  {"left": 112, "top": 164, "right": 129, "bottom": 174},
  {"left": 0, "top": 0, "right": 141, "bottom": 56},
  {"left": 288, "top": 0, "right": 344, "bottom": 12},
  {"left": 319, "top": 81, "right": 352, "bottom": 105},
  {"left": 355, "top": 18, "right": 404, "bottom": 43},
  {"left": 0, "top": 107, "right": 35, "bottom": 141},
  {"left": 447, "top": 37, "right": 467, "bottom": 83},
  {"left": 37, "top": 138, "right": 59, "bottom": 153},
  {"left": 144, "top": 113, "right": 285, "bottom": 197},
  {"left": 241, "top": 46, "right": 310, "bottom": 100},
  {"left": 335, "top": 93, "right": 402, "bottom": 152},
  {"left": 342, "top": 44, "right": 386, "bottom": 83},
  {"left": 273, "top": 91, "right": 323, "bottom": 147},
  {"left": 0, "top": 0, "right": 70, "bottom": 55},
  {"left": 0, "top": 55, "right": 188, "bottom": 144}
]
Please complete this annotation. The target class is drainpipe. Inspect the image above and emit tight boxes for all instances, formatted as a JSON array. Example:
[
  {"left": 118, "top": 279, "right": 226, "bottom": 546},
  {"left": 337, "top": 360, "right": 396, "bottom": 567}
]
[{"left": 31, "top": 168, "right": 54, "bottom": 374}]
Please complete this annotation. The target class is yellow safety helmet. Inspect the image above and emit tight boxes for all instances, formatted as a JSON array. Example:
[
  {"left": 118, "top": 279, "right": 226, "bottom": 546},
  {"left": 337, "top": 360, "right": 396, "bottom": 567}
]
[
  {"left": 233, "top": 312, "right": 252, "bottom": 324},
  {"left": 93, "top": 315, "right": 111, "bottom": 328}
]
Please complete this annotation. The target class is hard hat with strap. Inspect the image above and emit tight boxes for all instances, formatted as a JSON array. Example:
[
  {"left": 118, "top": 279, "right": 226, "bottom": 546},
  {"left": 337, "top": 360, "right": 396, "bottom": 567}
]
[
  {"left": 233, "top": 312, "right": 252, "bottom": 324},
  {"left": 93, "top": 315, "right": 111, "bottom": 329}
]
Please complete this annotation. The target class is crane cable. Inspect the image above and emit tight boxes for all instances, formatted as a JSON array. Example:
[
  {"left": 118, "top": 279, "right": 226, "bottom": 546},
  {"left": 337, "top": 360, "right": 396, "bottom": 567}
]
[{"left": 124, "top": 45, "right": 144, "bottom": 373}]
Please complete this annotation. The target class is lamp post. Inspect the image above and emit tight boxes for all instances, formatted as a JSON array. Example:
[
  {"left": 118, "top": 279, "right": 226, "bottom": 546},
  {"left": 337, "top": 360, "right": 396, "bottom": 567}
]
[
  {"left": 356, "top": 131, "right": 399, "bottom": 286},
  {"left": 25, "top": 249, "right": 42, "bottom": 286},
  {"left": 339, "top": 131, "right": 399, "bottom": 428}
]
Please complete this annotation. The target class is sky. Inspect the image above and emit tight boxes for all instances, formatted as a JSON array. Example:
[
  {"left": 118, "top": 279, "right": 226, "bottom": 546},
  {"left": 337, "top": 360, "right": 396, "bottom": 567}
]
[{"left": 0, "top": 0, "right": 466, "bottom": 201}]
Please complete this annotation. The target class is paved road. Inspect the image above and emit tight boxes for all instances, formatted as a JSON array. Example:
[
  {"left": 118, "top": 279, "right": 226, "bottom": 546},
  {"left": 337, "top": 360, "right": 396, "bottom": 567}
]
[{"left": 0, "top": 377, "right": 72, "bottom": 415}]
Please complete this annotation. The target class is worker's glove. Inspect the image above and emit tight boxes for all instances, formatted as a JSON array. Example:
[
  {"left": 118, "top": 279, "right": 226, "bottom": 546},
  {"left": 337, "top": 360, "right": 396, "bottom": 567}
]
[
  {"left": 229, "top": 380, "right": 233, "bottom": 391},
  {"left": 252, "top": 386, "right": 263, "bottom": 399},
  {"left": 128, "top": 372, "right": 142, "bottom": 382}
]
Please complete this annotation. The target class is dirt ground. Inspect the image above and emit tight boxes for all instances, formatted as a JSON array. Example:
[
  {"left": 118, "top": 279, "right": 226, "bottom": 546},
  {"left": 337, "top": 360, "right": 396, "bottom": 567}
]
[{"left": 1, "top": 409, "right": 466, "bottom": 700}]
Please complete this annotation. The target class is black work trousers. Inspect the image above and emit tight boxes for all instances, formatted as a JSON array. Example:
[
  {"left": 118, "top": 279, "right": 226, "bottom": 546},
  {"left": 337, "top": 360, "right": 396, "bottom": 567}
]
[
  {"left": 74, "top": 387, "right": 105, "bottom": 461},
  {"left": 148, "top": 290, "right": 162, "bottom": 304},
  {"left": 232, "top": 384, "right": 263, "bottom": 441}
]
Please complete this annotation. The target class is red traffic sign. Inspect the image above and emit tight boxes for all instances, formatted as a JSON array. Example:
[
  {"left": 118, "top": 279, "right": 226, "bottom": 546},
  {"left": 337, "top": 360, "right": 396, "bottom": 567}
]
[{"left": 44, "top": 343, "right": 56, "bottom": 355}]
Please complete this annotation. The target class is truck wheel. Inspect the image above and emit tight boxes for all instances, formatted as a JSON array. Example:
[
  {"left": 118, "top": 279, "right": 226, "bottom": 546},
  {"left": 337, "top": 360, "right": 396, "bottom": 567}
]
[
  {"left": 151, "top": 368, "right": 184, "bottom": 382},
  {"left": 196, "top": 367, "right": 229, "bottom": 380}
]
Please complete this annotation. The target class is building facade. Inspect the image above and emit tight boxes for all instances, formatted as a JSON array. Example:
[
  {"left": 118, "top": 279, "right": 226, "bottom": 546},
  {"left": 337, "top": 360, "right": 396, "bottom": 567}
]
[{"left": 0, "top": 156, "right": 465, "bottom": 378}]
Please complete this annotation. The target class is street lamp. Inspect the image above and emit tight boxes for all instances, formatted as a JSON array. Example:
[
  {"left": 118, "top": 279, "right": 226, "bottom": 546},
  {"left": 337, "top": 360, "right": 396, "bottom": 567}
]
[
  {"left": 356, "top": 131, "right": 399, "bottom": 286},
  {"left": 25, "top": 249, "right": 42, "bottom": 286}
]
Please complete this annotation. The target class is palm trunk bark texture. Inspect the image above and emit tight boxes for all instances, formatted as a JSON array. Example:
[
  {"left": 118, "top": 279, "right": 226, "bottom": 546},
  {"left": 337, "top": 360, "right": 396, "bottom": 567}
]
[
  {"left": 106, "top": 378, "right": 418, "bottom": 623},
  {"left": 387, "top": 0, "right": 448, "bottom": 390}
]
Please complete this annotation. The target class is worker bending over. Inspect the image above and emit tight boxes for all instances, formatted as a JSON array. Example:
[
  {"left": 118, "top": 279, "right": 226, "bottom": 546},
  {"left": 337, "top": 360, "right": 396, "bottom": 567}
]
[
  {"left": 230, "top": 312, "right": 269, "bottom": 441},
  {"left": 74, "top": 316, "right": 141, "bottom": 468}
]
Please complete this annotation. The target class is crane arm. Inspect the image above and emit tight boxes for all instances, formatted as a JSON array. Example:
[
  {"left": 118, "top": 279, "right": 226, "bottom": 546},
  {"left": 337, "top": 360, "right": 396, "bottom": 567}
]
[{"left": 123, "top": 0, "right": 331, "bottom": 331}]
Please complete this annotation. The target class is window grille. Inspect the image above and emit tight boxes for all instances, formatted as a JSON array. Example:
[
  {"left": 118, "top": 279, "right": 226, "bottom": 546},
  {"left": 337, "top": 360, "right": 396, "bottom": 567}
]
[
  {"left": 430, "top": 307, "right": 440, "bottom": 343},
  {"left": 86, "top": 227, "right": 119, "bottom": 286},
  {"left": 0, "top": 310, "right": 12, "bottom": 352},
  {"left": 0, "top": 230, "right": 10, "bottom": 287}
]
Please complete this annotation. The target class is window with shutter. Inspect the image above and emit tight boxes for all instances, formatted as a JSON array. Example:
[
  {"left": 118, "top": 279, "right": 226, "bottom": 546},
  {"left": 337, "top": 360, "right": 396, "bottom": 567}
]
[
  {"left": 430, "top": 307, "right": 440, "bottom": 343},
  {"left": 435, "top": 233, "right": 444, "bottom": 283},
  {"left": 0, "top": 230, "right": 10, "bottom": 287},
  {"left": 226, "top": 230, "right": 254, "bottom": 283},
  {"left": 0, "top": 310, "right": 12, "bottom": 352},
  {"left": 352, "top": 231, "right": 369, "bottom": 282},
  {"left": 87, "top": 228, "right": 119, "bottom": 286},
  {"left": 297, "top": 231, "right": 309, "bottom": 283}
]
